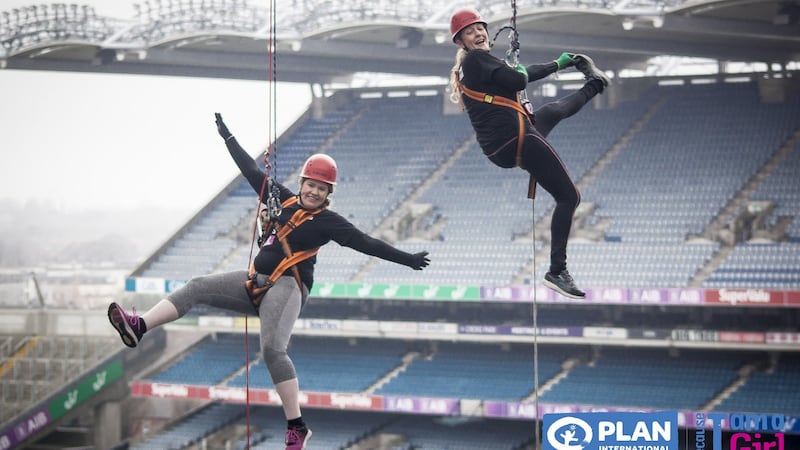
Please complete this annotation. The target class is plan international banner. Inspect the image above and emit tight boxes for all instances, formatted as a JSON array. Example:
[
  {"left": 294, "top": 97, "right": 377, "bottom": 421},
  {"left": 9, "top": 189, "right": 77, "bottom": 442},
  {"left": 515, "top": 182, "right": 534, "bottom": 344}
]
[{"left": 543, "top": 411, "right": 678, "bottom": 450}]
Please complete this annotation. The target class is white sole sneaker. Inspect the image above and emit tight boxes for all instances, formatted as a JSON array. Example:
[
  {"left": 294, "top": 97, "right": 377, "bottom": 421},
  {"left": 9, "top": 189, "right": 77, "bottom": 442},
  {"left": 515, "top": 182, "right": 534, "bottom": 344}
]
[
  {"left": 543, "top": 273, "right": 586, "bottom": 299},
  {"left": 108, "top": 303, "right": 139, "bottom": 348}
]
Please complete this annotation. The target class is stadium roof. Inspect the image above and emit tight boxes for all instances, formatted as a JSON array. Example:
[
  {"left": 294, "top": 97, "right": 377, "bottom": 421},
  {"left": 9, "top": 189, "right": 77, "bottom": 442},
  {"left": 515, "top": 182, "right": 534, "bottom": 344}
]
[{"left": 1, "top": 0, "right": 798, "bottom": 84}]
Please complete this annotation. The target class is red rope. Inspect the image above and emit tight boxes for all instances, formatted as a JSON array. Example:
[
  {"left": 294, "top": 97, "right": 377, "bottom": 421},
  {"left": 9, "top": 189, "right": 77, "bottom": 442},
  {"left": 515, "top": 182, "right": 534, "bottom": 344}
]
[{"left": 244, "top": 1, "right": 278, "bottom": 448}]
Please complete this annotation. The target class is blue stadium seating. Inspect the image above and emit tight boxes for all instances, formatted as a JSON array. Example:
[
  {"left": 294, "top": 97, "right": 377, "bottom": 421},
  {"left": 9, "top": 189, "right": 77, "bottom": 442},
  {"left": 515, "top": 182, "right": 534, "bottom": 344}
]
[
  {"left": 541, "top": 347, "right": 756, "bottom": 410},
  {"left": 380, "top": 414, "right": 534, "bottom": 450},
  {"left": 752, "top": 143, "right": 800, "bottom": 239},
  {"left": 714, "top": 354, "right": 800, "bottom": 415},
  {"left": 375, "top": 342, "right": 577, "bottom": 401},
  {"left": 151, "top": 333, "right": 258, "bottom": 385},
  {"left": 227, "top": 335, "right": 409, "bottom": 393},
  {"left": 131, "top": 402, "right": 243, "bottom": 450},
  {"left": 706, "top": 242, "right": 800, "bottom": 288}
]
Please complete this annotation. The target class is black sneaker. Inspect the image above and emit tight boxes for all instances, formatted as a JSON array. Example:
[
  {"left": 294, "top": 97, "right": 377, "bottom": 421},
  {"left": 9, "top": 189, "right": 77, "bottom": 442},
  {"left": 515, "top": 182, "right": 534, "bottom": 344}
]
[
  {"left": 544, "top": 270, "right": 586, "bottom": 299},
  {"left": 572, "top": 54, "right": 610, "bottom": 87}
]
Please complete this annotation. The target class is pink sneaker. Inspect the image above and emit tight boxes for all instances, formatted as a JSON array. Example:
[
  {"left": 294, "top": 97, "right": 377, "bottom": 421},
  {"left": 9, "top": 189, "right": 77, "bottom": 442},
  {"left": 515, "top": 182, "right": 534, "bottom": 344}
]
[
  {"left": 285, "top": 426, "right": 312, "bottom": 450},
  {"left": 107, "top": 302, "right": 144, "bottom": 348}
]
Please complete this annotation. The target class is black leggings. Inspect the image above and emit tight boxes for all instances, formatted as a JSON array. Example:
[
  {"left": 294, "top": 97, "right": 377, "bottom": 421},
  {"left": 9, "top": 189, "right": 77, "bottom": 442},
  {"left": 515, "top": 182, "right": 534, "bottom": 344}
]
[{"left": 511, "top": 84, "right": 596, "bottom": 274}]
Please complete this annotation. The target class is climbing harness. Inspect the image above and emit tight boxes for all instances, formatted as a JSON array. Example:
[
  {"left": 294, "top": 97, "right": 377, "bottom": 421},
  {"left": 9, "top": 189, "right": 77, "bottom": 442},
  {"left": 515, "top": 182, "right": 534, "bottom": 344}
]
[
  {"left": 456, "top": 81, "right": 532, "bottom": 161},
  {"left": 455, "top": 80, "right": 537, "bottom": 199},
  {"left": 244, "top": 196, "right": 324, "bottom": 309},
  {"left": 456, "top": 78, "right": 535, "bottom": 200},
  {"left": 457, "top": 0, "right": 537, "bottom": 200}
]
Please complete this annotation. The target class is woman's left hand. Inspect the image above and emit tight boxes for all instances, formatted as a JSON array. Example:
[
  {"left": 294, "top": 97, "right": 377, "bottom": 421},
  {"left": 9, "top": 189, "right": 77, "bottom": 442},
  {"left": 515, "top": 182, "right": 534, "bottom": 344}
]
[{"left": 409, "top": 251, "right": 430, "bottom": 270}]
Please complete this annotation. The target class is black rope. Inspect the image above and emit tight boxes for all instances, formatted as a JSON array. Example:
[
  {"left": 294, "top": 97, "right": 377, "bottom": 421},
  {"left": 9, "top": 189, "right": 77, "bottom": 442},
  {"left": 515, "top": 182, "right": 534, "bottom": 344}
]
[
  {"left": 489, "top": 25, "right": 515, "bottom": 50},
  {"left": 265, "top": 0, "right": 281, "bottom": 221},
  {"left": 507, "top": 0, "right": 520, "bottom": 65}
]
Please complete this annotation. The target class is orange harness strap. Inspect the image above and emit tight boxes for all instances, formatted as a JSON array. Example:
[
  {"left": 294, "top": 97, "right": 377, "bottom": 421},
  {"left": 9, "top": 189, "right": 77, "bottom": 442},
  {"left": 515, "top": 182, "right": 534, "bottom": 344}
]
[
  {"left": 245, "top": 196, "right": 323, "bottom": 308},
  {"left": 459, "top": 82, "right": 529, "bottom": 116},
  {"left": 458, "top": 81, "right": 537, "bottom": 199}
]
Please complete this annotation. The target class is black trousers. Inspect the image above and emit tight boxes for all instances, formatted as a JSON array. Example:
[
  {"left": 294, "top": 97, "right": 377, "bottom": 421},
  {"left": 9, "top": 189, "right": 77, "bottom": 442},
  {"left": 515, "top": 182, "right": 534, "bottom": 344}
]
[{"left": 489, "top": 82, "right": 598, "bottom": 274}]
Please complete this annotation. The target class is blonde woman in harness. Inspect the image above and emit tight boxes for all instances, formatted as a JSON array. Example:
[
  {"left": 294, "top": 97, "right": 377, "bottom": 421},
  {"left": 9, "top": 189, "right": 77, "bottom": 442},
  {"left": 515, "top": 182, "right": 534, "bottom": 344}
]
[
  {"left": 107, "top": 113, "right": 430, "bottom": 450},
  {"left": 448, "top": 7, "right": 609, "bottom": 299}
]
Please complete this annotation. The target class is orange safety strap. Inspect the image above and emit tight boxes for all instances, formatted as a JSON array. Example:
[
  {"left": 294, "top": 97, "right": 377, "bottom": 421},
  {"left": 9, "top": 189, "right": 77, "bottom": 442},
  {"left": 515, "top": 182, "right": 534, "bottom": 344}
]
[
  {"left": 275, "top": 197, "right": 317, "bottom": 241},
  {"left": 246, "top": 196, "right": 323, "bottom": 303},
  {"left": 267, "top": 244, "right": 319, "bottom": 287},
  {"left": 459, "top": 81, "right": 529, "bottom": 116},
  {"left": 458, "top": 80, "right": 537, "bottom": 199},
  {"left": 268, "top": 196, "right": 322, "bottom": 287}
]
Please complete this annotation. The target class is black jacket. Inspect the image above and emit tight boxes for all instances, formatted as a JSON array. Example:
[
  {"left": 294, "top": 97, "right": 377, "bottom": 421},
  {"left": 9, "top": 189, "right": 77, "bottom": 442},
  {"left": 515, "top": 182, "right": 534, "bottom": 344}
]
[
  {"left": 225, "top": 139, "right": 419, "bottom": 290},
  {"left": 459, "top": 49, "right": 558, "bottom": 166}
]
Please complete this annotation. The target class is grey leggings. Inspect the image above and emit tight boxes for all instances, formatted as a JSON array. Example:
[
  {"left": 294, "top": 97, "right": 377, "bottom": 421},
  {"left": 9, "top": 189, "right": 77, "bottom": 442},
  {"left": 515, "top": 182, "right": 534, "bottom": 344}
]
[{"left": 166, "top": 270, "right": 308, "bottom": 384}]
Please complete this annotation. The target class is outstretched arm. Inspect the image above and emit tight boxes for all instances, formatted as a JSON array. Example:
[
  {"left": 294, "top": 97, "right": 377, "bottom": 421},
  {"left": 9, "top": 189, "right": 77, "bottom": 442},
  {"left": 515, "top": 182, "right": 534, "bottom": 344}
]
[
  {"left": 525, "top": 53, "right": 577, "bottom": 82},
  {"left": 524, "top": 62, "right": 558, "bottom": 82},
  {"left": 214, "top": 113, "right": 277, "bottom": 196},
  {"left": 345, "top": 233, "right": 430, "bottom": 270}
]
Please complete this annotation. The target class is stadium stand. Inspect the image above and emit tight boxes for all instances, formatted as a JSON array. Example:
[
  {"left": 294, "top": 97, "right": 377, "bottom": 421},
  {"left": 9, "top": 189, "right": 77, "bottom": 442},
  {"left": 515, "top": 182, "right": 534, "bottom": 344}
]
[
  {"left": 379, "top": 342, "right": 551, "bottom": 401},
  {"left": 114, "top": 80, "right": 798, "bottom": 448},
  {"left": 2, "top": 78, "right": 799, "bottom": 449},
  {"left": 227, "top": 335, "right": 414, "bottom": 393},
  {"left": 540, "top": 347, "right": 762, "bottom": 410},
  {"left": 713, "top": 352, "right": 800, "bottom": 416},
  {"left": 130, "top": 402, "right": 244, "bottom": 450},
  {"left": 150, "top": 332, "right": 260, "bottom": 385},
  {"left": 262, "top": 409, "right": 393, "bottom": 450},
  {"left": 124, "top": 80, "right": 800, "bottom": 290},
  {"left": 706, "top": 242, "right": 800, "bottom": 288},
  {"left": 0, "top": 335, "right": 118, "bottom": 425},
  {"left": 378, "top": 414, "right": 535, "bottom": 450},
  {"left": 547, "top": 82, "right": 800, "bottom": 289}
]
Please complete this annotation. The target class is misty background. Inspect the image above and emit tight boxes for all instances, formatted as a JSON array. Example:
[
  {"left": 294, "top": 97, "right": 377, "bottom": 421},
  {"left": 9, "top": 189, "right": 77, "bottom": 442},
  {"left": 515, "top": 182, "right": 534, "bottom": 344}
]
[{"left": 0, "top": 69, "right": 310, "bottom": 274}]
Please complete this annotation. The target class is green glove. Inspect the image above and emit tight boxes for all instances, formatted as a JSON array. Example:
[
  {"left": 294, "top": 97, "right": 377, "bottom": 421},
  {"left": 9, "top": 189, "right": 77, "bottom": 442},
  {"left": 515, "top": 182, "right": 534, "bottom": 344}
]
[
  {"left": 515, "top": 64, "right": 528, "bottom": 80},
  {"left": 554, "top": 52, "right": 576, "bottom": 70}
]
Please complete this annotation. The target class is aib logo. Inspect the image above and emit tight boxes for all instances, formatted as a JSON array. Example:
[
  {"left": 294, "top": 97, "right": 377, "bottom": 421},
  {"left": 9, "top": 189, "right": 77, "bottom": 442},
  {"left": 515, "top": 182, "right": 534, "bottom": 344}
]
[{"left": 694, "top": 412, "right": 785, "bottom": 450}]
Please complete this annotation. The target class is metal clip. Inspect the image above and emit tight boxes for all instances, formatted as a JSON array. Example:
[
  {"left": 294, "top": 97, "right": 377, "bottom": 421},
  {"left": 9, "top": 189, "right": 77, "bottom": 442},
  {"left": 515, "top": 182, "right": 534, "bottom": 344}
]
[{"left": 266, "top": 178, "right": 282, "bottom": 219}]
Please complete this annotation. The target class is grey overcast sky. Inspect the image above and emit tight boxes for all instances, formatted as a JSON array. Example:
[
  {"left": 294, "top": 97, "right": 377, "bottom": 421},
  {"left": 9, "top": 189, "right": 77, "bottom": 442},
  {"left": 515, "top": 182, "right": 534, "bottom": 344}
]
[{"left": 0, "top": 1, "right": 311, "bottom": 214}]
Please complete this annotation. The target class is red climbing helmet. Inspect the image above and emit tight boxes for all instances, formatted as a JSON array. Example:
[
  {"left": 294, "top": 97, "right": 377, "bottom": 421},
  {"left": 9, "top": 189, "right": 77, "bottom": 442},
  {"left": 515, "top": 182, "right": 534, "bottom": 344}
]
[
  {"left": 450, "top": 7, "right": 487, "bottom": 42},
  {"left": 300, "top": 153, "right": 337, "bottom": 186}
]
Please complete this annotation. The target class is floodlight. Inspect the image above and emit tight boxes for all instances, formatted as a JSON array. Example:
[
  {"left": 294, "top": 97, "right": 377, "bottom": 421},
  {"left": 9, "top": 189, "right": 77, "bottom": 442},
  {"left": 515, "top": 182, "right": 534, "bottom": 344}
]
[{"left": 622, "top": 17, "right": 634, "bottom": 31}]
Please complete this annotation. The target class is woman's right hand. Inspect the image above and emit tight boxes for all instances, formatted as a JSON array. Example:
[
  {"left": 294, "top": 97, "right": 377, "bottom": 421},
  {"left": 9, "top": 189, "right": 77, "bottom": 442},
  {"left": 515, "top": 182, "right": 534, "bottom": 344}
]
[{"left": 214, "top": 112, "right": 232, "bottom": 140}]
